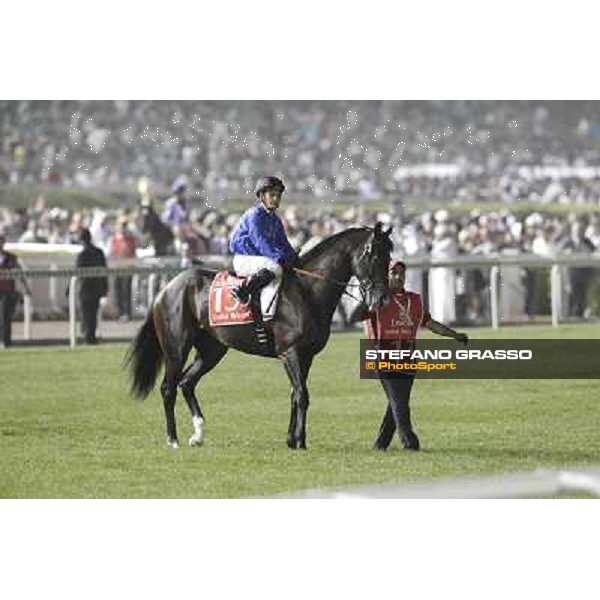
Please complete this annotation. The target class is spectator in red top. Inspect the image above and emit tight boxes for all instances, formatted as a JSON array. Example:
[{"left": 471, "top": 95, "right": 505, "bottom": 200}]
[
  {"left": 352, "top": 260, "right": 468, "bottom": 451},
  {"left": 109, "top": 216, "right": 137, "bottom": 321}
]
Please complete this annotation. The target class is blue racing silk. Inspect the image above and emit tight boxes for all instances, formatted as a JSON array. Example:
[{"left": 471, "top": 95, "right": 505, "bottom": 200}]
[{"left": 229, "top": 203, "right": 297, "bottom": 263}]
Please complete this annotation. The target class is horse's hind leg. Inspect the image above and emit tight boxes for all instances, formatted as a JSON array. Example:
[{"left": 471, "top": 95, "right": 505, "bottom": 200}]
[
  {"left": 160, "top": 358, "right": 185, "bottom": 449},
  {"left": 179, "top": 333, "right": 228, "bottom": 447}
]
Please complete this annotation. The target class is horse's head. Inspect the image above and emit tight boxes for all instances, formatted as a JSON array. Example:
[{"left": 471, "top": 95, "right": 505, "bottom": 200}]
[{"left": 353, "top": 222, "right": 393, "bottom": 311}]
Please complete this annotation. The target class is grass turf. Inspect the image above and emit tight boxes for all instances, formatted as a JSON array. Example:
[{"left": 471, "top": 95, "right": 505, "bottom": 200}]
[{"left": 0, "top": 323, "right": 599, "bottom": 498}]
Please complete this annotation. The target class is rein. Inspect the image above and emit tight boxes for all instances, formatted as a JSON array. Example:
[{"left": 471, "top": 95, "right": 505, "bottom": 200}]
[{"left": 293, "top": 267, "right": 363, "bottom": 303}]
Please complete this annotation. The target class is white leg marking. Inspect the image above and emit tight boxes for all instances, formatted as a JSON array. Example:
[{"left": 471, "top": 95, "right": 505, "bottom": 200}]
[{"left": 189, "top": 415, "right": 205, "bottom": 447}]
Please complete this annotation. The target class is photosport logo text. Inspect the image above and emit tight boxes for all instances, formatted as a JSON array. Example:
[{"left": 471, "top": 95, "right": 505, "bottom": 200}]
[{"left": 359, "top": 340, "right": 600, "bottom": 380}]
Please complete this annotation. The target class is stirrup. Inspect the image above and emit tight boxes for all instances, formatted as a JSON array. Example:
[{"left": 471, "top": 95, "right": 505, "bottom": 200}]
[
  {"left": 254, "top": 319, "right": 272, "bottom": 348},
  {"left": 255, "top": 322, "right": 270, "bottom": 346}
]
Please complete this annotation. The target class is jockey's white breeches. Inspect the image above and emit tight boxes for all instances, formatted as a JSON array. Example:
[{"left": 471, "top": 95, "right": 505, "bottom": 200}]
[{"left": 232, "top": 255, "right": 282, "bottom": 278}]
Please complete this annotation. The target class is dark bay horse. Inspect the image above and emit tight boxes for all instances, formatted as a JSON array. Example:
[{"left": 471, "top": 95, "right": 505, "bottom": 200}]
[
  {"left": 125, "top": 223, "right": 393, "bottom": 449},
  {"left": 140, "top": 204, "right": 175, "bottom": 257}
]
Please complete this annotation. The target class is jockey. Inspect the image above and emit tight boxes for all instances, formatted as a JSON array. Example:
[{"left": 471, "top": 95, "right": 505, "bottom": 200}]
[
  {"left": 229, "top": 176, "right": 298, "bottom": 306},
  {"left": 162, "top": 176, "right": 189, "bottom": 227}
]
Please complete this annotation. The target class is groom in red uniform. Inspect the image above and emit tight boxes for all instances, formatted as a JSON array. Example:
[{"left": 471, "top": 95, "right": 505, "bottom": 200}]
[{"left": 353, "top": 260, "right": 468, "bottom": 450}]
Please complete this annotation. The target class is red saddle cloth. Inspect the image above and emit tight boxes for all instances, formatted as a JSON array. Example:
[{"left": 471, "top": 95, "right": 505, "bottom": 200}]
[{"left": 208, "top": 271, "right": 274, "bottom": 327}]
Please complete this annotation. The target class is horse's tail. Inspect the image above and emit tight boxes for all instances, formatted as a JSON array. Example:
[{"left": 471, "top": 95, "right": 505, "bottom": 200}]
[{"left": 124, "top": 308, "right": 164, "bottom": 399}]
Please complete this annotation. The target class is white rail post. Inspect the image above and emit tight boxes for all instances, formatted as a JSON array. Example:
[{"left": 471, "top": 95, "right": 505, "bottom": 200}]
[
  {"left": 490, "top": 265, "right": 499, "bottom": 330},
  {"left": 148, "top": 273, "right": 157, "bottom": 309},
  {"left": 49, "top": 263, "right": 58, "bottom": 311},
  {"left": 98, "top": 297, "right": 105, "bottom": 339},
  {"left": 23, "top": 294, "right": 32, "bottom": 340},
  {"left": 69, "top": 276, "right": 78, "bottom": 348},
  {"left": 551, "top": 264, "right": 561, "bottom": 327},
  {"left": 132, "top": 273, "right": 139, "bottom": 314}
]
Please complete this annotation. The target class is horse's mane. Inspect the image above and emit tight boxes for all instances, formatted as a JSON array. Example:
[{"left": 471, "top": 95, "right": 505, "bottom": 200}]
[{"left": 298, "top": 227, "right": 371, "bottom": 266}]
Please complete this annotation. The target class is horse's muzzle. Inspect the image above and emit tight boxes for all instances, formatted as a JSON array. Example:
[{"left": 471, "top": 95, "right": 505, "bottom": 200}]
[{"left": 366, "top": 287, "right": 388, "bottom": 312}]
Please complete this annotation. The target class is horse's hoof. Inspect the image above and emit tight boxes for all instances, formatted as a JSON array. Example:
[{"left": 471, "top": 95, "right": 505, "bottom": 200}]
[
  {"left": 167, "top": 438, "right": 180, "bottom": 449},
  {"left": 372, "top": 443, "right": 389, "bottom": 452},
  {"left": 287, "top": 438, "right": 307, "bottom": 450},
  {"left": 402, "top": 432, "right": 420, "bottom": 451},
  {"left": 188, "top": 434, "right": 204, "bottom": 447},
  {"left": 189, "top": 416, "right": 204, "bottom": 447}
]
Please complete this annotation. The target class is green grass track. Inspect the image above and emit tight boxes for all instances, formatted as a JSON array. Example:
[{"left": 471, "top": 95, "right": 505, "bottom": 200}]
[{"left": 0, "top": 324, "right": 599, "bottom": 497}]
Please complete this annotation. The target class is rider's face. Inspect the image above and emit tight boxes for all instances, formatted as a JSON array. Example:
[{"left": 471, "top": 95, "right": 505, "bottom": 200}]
[
  {"left": 389, "top": 265, "right": 406, "bottom": 291},
  {"left": 262, "top": 190, "right": 282, "bottom": 211}
]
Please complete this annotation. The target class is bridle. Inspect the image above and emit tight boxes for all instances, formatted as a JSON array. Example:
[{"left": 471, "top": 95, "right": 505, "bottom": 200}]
[{"left": 354, "top": 238, "right": 390, "bottom": 302}]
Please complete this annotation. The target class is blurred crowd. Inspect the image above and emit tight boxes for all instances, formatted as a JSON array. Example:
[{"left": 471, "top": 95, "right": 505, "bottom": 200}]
[
  {"left": 396, "top": 207, "right": 599, "bottom": 323},
  {"left": 3, "top": 101, "right": 600, "bottom": 203},
  {"left": 3, "top": 99, "right": 600, "bottom": 323},
  {"left": 2, "top": 186, "right": 599, "bottom": 259},
  {"left": 1, "top": 185, "right": 599, "bottom": 323}
]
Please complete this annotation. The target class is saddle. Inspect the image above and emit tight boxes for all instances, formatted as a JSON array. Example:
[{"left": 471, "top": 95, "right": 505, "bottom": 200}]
[{"left": 208, "top": 271, "right": 280, "bottom": 328}]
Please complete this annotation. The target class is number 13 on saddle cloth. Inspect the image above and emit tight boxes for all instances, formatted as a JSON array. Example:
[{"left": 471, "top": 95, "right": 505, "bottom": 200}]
[{"left": 208, "top": 271, "right": 281, "bottom": 327}]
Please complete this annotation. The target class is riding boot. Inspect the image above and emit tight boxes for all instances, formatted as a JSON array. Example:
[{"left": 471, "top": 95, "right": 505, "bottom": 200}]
[{"left": 233, "top": 269, "right": 275, "bottom": 348}]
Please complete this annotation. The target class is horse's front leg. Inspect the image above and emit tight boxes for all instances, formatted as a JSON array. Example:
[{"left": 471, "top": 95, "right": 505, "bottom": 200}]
[
  {"left": 286, "top": 389, "right": 298, "bottom": 448},
  {"left": 282, "top": 348, "right": 313, "bottom": 450}
]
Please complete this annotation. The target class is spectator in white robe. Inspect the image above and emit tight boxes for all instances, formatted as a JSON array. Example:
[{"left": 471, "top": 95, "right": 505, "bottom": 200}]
[
  {"left": 399, "top": 224, "right": 427, "bottom": 295},
  {"left": 429, "top": 223, "right": 457, "bottom": 324}
]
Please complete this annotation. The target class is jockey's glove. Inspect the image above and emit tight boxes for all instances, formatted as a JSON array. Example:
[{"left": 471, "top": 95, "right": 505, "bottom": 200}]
[{"left": 280, "top": 258, "right": 298, "bottom": 273}]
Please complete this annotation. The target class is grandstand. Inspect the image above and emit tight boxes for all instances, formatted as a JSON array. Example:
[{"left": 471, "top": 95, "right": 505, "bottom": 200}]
[{"left": 3, "top": 100, "right": 600, "bottom": 202}]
